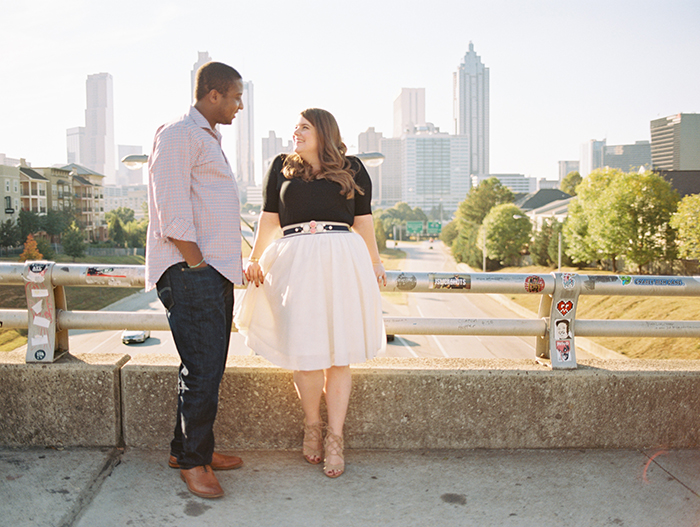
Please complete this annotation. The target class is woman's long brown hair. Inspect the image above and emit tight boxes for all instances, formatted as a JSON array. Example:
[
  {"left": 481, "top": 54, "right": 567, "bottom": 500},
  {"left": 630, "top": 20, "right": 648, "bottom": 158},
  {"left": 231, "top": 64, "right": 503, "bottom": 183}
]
[{"left": 282, "top": 108, "right": 364, "bottom": 199}]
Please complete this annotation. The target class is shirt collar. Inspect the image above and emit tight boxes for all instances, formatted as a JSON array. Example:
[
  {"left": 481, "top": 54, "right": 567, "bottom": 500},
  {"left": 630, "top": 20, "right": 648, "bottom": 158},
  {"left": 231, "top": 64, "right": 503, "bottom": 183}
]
[{"left": 188, "top": 106, "right": 222, "bottom": 141}]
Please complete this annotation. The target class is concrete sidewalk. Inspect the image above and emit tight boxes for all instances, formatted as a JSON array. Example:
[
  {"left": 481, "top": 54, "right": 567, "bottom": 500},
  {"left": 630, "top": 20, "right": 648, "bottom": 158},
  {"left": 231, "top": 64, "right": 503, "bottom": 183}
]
[{"left": 2, "top": 447, "right": 699, "bottom": 526}]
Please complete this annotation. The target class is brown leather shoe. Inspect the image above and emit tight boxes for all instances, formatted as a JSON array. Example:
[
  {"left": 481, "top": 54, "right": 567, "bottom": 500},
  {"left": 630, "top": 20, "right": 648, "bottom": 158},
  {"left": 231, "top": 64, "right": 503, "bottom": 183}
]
[
  {"left": 180, "top": 465, "right": 224, "bottom": 499},
  {"left": 169, "top": 452, "right": 243, "bottom": 471}
]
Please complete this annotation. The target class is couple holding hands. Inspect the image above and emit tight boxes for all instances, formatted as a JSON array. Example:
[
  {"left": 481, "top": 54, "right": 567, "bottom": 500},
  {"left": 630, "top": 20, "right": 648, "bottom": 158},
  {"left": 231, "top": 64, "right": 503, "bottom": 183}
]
[{"left": 145, "top": 61, "right": 386, "bottom": 498}]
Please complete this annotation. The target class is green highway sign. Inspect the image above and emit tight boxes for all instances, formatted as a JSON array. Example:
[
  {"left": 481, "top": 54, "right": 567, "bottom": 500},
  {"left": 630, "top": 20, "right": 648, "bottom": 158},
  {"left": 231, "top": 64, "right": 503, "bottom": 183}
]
[
  {"left": 406, "top": 221, "right": 424, "bottom": 234},
  {"left": 427, "top": 221, "right": 442, "bottom": 235}
]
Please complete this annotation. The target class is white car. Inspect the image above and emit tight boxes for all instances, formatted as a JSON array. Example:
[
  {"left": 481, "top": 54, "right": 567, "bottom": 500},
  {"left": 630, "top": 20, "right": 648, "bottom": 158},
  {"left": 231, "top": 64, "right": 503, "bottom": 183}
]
[{"left": 121, "top": 330, "right": 151, "bottom": 344}]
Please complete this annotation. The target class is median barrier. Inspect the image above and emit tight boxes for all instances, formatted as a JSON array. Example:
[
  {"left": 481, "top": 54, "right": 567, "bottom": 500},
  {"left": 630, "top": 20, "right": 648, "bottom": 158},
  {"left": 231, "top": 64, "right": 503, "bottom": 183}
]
[{"left": 5, "top": 352, "right": 698, "bottom": 449}]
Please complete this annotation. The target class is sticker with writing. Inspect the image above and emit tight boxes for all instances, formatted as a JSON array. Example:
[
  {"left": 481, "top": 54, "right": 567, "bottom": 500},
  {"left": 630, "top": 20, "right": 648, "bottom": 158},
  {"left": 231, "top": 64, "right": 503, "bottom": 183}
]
[{"left": 429, "top": 274, "right": 471, "bottom": 290}]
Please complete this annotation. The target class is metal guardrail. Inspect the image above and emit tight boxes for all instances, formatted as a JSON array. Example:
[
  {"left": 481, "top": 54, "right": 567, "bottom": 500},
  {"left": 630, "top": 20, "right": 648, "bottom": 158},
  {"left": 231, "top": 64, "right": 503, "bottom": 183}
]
[{"left": 2, "top": 262, "right": 700, "bottom": 369}]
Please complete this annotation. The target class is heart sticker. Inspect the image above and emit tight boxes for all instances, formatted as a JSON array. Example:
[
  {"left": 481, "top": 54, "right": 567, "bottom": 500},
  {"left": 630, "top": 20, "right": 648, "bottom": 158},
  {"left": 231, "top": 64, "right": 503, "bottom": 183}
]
[{"left": 557, "top": 300, "right": 573, "bottom": 316}]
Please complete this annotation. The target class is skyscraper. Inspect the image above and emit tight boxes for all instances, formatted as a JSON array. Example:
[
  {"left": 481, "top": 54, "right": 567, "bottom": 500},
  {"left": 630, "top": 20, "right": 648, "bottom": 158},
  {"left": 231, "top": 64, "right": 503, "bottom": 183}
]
[
  {"left": 580, "top": 139, "right": 606, "bottom": 177},
  {"left": 453, "top": 42, "right": 489, "bottom": 177},
  {"left": 358, "top": 127, "right": 383, "bottom": 204},
  {"left": 191, "top": 51, "right": 212, "bottom": 100},
  {"left": 393, "top": 88, "right": 425, "bottom": 138},
  {"left": 262, "top": 130, "right": 292, "bottom": 173},
  {"left": 66, "top": 127, "right": 85, "bottom": 165},
  {"left": 83, "top": 73, "right": 116, "bottom": 183},
  {"left": 236, "top": 81, "right": 255, "bottom": 187},
  {"left": 651, "top": 113, "right": 700, "bottom": 170}
]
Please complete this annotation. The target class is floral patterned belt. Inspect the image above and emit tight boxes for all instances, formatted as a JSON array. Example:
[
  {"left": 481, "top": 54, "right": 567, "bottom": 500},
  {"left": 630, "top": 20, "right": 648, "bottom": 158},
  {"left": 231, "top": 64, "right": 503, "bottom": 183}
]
[{"left": 283, "top": 221, "right": 350, "bottom": 236}]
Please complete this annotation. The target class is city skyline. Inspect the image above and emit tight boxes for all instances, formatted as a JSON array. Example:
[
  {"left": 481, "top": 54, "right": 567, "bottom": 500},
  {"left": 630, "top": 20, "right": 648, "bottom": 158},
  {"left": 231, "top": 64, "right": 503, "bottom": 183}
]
[{"left": 1, "top": 0, "right": 698, "bottom": 186}]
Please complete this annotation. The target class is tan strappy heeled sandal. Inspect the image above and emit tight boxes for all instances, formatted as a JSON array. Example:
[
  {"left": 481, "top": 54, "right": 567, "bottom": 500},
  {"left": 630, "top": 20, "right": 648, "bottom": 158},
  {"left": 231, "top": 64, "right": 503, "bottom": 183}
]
[
  {"left": 323, "top": 429, "right": 345, "bottom": 478},
  {"left": 302, "top": 420, "right": 325, "bottom": 465}
]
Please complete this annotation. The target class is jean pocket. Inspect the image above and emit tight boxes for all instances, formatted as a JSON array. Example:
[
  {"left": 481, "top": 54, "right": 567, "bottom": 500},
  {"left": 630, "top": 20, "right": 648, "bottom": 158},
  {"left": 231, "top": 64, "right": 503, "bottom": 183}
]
[{"left": 156, "top": 273, "right": 175, "bottom": 311}]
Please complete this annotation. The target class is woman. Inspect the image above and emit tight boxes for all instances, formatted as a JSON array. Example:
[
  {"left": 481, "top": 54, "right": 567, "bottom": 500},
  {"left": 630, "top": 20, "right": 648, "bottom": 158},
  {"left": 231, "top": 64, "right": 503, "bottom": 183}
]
[{"left": 234, "top": 108, "right": 386, "bottom": 478}]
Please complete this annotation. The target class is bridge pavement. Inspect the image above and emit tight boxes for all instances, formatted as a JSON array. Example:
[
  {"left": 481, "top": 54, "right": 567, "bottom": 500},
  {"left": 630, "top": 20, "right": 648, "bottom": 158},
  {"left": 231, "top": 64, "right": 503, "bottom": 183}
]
[{"left": 2, "top": 446, "right": 699, "bottom": 526}]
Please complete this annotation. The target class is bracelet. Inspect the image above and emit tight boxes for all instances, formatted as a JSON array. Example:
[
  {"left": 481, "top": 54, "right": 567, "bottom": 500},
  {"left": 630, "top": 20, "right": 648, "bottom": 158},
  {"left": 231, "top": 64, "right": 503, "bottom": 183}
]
[
  {"left": 188, "top": 258, "right": 206, "bottom": 269},
  {"left": 248, "top": 256, "right": 260, "bottom": 262},
  {"left": 372, "top": 260, "right": 383, "bottom": 265}
]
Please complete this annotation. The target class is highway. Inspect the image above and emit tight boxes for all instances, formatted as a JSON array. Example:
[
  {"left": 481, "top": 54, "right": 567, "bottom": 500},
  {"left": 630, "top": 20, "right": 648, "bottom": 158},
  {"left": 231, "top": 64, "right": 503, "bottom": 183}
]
[
  {"left": 64, "top": 240, "right": 566, "bottom": 361},
  {"left": 382, "top": 240, "right": 539, "bottom": 359}
]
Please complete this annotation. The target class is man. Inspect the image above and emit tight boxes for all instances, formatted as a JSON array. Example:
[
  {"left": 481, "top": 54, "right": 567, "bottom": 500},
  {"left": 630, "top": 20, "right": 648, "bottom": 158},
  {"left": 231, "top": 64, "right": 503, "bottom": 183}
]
[{"left": 145, "top": 61, "right": 244, "bottom": 499}]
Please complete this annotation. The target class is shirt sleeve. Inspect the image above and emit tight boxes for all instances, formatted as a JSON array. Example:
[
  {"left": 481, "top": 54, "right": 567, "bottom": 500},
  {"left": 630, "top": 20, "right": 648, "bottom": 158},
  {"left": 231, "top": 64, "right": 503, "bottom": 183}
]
[
  {"left": 263, "top": 154, "right": 284, "bottom": 213},
  {"left": 149, "top": 124, "right": 198, "bottom": 242},
  {"left": 351, "top": 157, "right": 372, "bottom": 216}
]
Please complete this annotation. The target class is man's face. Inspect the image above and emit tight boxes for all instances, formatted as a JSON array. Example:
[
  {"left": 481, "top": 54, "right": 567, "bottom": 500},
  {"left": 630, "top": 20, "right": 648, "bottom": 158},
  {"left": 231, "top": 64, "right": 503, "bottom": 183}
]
[{"left": 216, "top": 80, "right": 244, "bottom": 125}]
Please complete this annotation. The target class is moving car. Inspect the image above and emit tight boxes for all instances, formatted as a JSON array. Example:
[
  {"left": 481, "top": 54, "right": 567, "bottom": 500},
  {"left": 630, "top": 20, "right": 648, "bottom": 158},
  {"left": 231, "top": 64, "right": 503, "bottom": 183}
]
[{"left": 121, "top": 329, "right": 151, "bottom": 344}]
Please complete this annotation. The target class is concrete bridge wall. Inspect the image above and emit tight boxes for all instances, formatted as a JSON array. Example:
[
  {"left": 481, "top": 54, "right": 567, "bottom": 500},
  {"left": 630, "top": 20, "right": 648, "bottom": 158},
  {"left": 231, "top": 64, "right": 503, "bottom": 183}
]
[{"left": 1, "top": 351, "right": 699, "bottom": 450}]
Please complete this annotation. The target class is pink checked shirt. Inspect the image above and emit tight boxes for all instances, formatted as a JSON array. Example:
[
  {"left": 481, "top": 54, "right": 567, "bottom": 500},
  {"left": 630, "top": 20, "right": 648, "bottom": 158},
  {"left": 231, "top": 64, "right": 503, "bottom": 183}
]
[{"left": 145, "top": 106, "right": 242, "bottom": 291}]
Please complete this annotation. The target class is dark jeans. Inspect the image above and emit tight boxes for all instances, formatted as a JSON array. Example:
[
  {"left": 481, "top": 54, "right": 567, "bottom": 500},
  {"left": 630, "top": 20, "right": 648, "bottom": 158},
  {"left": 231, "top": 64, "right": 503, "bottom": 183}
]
[{"left": 156, "top": 262, "right": 234, "bottom": 470}]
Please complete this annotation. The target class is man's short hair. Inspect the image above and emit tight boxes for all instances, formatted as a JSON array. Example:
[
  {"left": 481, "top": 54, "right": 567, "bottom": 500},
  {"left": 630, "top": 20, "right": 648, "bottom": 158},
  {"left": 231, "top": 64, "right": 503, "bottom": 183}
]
[{"left": 194, "top": 62, "right": 242, "bottom": 101}]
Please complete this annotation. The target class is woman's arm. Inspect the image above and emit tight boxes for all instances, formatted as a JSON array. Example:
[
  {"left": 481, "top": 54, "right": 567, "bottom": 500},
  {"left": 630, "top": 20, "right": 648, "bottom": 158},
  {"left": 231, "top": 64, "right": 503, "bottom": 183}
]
[
  {"left": 352, "top": 214, "right": 387, "bottom": 286},
  {"left": 244, "top": 211, "right": 281, "bottom": 286}
]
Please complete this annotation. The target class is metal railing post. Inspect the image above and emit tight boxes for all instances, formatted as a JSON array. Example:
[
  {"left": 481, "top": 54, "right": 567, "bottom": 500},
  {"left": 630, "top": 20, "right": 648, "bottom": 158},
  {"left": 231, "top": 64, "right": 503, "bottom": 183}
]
[
  {"left": 548, "top": 272, "right": 581, "bottom": 369},
  {"left": 23, "top": 261, "right": 68, "bottom": 363}
]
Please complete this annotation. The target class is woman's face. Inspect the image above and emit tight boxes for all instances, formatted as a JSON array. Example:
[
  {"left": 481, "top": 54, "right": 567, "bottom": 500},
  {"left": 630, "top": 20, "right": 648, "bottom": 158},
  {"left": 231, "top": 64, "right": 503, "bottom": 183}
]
[{"left": 293, "top": 115, "right": 319, "bottom": 162}]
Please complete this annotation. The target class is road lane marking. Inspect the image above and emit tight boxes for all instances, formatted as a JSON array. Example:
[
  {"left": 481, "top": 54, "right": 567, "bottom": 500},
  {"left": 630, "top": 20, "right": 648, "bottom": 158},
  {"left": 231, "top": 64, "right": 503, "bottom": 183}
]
[
  {"left": 395, "top": 336, "right": 419, "bottom": 357},
  {"left": 415, "top": 304, "right": 450, "bottom": 358}
]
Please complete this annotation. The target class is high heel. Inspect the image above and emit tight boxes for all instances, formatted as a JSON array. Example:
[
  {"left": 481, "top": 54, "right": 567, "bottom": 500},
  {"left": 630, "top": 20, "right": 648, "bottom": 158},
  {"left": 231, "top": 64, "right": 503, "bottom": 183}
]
[
  {"left": 323, "top": 429, "right": 344, "bottom": 478},
  {"left": 303, "top": 420, "right": 324, "bottom": 465}
]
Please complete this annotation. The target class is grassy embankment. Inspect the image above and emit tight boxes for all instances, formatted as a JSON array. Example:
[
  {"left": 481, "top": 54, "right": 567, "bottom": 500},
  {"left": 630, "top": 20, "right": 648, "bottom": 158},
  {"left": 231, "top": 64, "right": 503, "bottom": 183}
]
[
  {"left": 498, "top": 264, "right": 700, "bottom": 360},
  {"left": 0, "top": 254, "right": 145, "bottom": 352}
]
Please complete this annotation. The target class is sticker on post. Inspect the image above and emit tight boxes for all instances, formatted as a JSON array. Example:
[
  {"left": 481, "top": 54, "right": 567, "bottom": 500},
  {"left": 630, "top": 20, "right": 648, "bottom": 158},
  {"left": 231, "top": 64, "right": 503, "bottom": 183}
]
[
  {"left": 562, "top": 273, "right": 575, "bottom": 290},
  {"left": 524, "top": 275, "right": 545, "bottom": 293},
  {"left": 85, "top": 266, "right": 137, "bottom": 286},
  {"left": 429, "top": 274, "right": 471, "bottom": 290},
  {"left": 556, "top": 340, "right": 572, "bottom": 362},
  {"left": 554, "top": 319, "right": 571, "bottom": 339},
  {"left": 25, "top": 262, "right": 49, "bottom": 283},
  {"left": 396, "top": 273, "right": 418, "bottom": 291},
  {"left": 556, "top": 300, "right": 573, "bottom": 316}
]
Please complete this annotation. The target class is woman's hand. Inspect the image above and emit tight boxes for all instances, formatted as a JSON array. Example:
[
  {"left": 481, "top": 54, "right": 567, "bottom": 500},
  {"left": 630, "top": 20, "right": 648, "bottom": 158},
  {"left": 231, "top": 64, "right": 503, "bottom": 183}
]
[
  {"left": 373, "top": 262, "right": 386, "bottom": 287},
  {"left": 244, "top": 260, "right": 265, "bottom": 287}
]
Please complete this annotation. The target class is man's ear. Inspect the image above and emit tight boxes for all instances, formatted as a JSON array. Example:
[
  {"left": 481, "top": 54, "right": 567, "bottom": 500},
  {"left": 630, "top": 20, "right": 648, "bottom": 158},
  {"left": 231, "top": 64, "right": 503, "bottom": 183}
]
[{"left": 206, "top": 89, "right": 221, "bottom": 104}]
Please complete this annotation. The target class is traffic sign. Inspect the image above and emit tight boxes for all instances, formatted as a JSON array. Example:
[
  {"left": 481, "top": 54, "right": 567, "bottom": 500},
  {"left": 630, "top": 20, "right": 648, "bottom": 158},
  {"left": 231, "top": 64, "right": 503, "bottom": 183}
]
[
  {"left": 406, "top": 221, "right": 424, "bottom": 234},
  {"left": 427, "top": 221, "right": 441, "bottom": 235}
]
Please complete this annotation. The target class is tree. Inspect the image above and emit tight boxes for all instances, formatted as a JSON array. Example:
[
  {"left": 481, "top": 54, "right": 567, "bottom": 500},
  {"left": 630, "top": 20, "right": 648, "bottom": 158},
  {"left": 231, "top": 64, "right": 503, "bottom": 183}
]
[
  {"left": 604, "top": 171, "right": 678, "bottom": 273},
  {"left": 109, "top": 215, "right": 126, "bottom": 247},
  {"left": 560, "top": 171, "right": 582, "bottom": 196},
  {"left": 670, "top": 194, "right": 700, "bottom": 259},
  {"left": 480, "top": 204, "right": 531, "bottom": 266},
  {"left": 373, "top": 212, "right": 387, "bottom": 250},
  {"left": 123, "top": 219, "right": 148, "bottom": 248},
  {"left": 547, "top": 220, "right": 574, "bottom": 268},
  {"left": 0, "top": 219, "right": 21, "bottom": 250},
  {"left": 42, "top": 209, "right": 73, "bottom": 241},
  {"left": 19, "top": 233, "right": 43, "bottom": 261},
  {"left": 62, "top": 221, "right": 86, "bottom": 261},
  {"left": 456, "top": 177, "right": 514, "bottom": 225},
  {"left": 18, "top": 209, "right": 42, "bottom": 240},
  {"left": 439, "top": 220, "right": 459, "bottom": 247},
  {"left": 376, "top": 202, "right": 428, "bottom": 239},
  {"left": 451, "top": 219, "right": 482, "bottom": 268},
  {"left": 530, "top": 218, "right": 556, "bottom": 267},
  {"left": 35, "top": 237, "right": 56, "bottom": 260},
  {"left": 105, "top": 207, "right": 135, "bottom": 225},
  {"left": 563, "top": 168, "right": 620, "bottom": 269}
]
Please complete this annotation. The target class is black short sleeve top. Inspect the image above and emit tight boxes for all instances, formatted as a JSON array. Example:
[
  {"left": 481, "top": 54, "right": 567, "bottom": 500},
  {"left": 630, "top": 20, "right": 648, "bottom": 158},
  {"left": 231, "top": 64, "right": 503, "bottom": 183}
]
[{"left": 262, "top": 154, "right": 373, "bottom": 228}]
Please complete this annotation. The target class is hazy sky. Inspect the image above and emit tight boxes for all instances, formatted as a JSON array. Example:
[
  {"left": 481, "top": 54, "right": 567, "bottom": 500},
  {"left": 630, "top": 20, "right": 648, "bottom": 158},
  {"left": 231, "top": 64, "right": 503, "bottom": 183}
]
[{"left": 2, "top": 0, "right": 698, "bottom": 184}]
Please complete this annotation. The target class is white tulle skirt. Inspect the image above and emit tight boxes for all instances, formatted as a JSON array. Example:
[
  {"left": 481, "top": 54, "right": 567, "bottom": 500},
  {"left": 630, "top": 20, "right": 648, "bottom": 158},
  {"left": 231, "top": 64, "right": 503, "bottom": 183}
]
[{"left": 233, "top": 231, "right": 386, "bottom": 371}]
